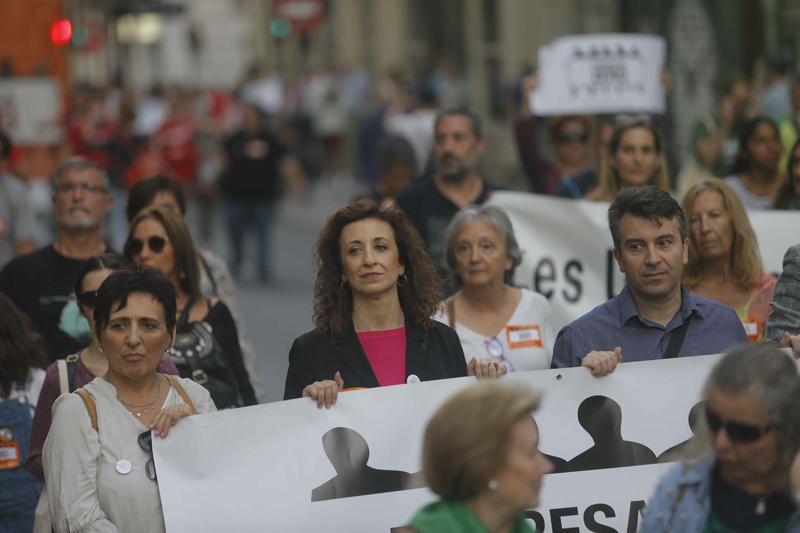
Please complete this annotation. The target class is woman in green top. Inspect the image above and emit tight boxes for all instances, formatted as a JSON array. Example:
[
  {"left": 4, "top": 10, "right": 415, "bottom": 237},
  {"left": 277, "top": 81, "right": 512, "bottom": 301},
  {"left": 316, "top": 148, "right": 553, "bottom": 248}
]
[{"left": 403, "top": 381, "right": 552, "bottom": 533}]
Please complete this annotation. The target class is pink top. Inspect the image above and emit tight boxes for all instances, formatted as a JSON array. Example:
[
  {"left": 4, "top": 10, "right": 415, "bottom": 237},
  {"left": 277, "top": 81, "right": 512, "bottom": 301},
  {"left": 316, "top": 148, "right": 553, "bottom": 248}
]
[{"left": 356, "top": 327, "right": 407, "bottom": 387}]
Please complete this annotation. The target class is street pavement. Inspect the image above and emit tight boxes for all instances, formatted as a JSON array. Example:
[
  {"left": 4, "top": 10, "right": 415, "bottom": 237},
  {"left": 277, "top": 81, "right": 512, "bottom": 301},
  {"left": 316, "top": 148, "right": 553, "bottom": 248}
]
[{"left": 195, "top": 177, "right": 365, "bottom": 403}]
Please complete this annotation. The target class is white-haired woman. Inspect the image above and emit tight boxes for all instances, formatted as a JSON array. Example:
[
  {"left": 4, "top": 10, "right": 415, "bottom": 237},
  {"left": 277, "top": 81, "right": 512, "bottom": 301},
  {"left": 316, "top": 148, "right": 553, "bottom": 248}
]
[{"left": 437, "top": 205, "right": 555, "bottom": 372}]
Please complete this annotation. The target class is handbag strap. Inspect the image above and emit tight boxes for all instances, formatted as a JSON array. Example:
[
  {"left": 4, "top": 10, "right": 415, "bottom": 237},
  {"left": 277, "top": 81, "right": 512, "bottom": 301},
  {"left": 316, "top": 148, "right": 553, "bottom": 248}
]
[
  {"left": 663, "top": 319, "right": 691, "bottom": 359},
  {"left": 165, "top": 375, "right": 198, "bottom": 415},
  {"left": 198, "top": 253, "right": 218, "bottom": 298},
  {"left": 57, "top": 360, "right": 69, "bottom": 395},
  {"left": 446, "top": 298, "right": 456, "bottom": 331},
  {"left": 74, "top": 388, "right": 98, "bottom": 432},
  {"left": 177, "top": 297, "right": 196, "bottom": 328}
]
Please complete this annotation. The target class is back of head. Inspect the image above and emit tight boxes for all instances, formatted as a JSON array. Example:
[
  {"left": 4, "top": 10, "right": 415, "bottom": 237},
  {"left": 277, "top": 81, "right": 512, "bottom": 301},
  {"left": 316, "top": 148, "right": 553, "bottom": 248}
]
[
  {"left": 126, "top": 175, "right": 187, "bottom": 222},
  {"left": 422, "top": 381, "right": 540, "bottom": 501},
  {"left": 608, "top": 185, "right": 686, "bottom": 251}
]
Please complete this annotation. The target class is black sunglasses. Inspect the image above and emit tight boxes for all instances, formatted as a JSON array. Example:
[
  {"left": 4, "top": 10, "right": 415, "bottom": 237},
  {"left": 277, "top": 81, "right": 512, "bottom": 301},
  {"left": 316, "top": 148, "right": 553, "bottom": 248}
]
[
  {"left": 126, "top": 236, "right": 167, "bottom": 257},
  {"left": 705, "top": 407, "right": 771, "bottom": 444},
  {"left": 138, "top": 430, "right": 157, "bottom": 481},
  {"left": 77, "top": 290, "right": 98, "bottom": 309}
]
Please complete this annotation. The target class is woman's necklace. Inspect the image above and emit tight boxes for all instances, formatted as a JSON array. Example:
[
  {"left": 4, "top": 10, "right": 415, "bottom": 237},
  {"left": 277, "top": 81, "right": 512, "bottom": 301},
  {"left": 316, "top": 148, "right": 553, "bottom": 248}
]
[
  {"left": 118, "top": 376, "right": 163, "bottom": 418},
  {"left": 755, "top": 495, "right": 766, "bottom": 515}
]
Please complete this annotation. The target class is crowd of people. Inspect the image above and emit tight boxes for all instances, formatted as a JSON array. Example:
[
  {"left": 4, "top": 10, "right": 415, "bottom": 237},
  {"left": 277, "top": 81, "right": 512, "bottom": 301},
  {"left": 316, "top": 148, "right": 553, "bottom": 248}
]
[{"left": 1, "top": 58, "right": 800, "bottom": 532}]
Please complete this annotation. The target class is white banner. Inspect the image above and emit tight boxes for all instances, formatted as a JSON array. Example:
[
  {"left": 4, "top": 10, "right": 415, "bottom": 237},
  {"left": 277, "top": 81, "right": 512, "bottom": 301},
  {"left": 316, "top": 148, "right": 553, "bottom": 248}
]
[
  {"left": 489, "top": 191, "right": 800, "bottom": 331},
  {"left": 531, "top": 34, "right": 666, "bottom": 116},
  {"left": 0, "top": 78, "right": 62, "bottom": 144},
  {"left": 155, "top": 355, "right": 725, "bottom": 533}
]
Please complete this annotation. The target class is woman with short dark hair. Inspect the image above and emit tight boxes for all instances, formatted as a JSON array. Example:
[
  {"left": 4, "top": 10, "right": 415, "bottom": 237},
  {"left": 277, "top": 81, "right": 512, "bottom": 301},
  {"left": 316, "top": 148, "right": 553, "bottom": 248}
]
[
  {"left": 284, "top": 199, "right": 504, "bottom": 408},
  {"left": 724, "top": 116, "right": 783, "bottom": 209},
  {"left": 43, "top": 267, "right": 216, "bottom": 532},
  {"left": 27, "top": 253, "right": 179, "bottom": 480}
]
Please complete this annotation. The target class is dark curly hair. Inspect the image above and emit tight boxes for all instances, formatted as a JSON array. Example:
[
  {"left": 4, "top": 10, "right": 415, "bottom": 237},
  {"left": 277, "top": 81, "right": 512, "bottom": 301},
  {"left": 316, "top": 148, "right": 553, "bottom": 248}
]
[
  {"left": 0, "top": 293, "right": 48, "bottom": 398},
  {"left": 314, "top": 198, "right": 443, "bottom": 335}
]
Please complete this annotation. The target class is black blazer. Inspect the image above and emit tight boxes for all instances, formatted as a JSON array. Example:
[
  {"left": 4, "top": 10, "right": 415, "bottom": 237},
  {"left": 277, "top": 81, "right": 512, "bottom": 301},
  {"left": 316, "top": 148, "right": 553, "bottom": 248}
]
[{"left": 283, "top": 320, "right": 467, "bottom": 400}]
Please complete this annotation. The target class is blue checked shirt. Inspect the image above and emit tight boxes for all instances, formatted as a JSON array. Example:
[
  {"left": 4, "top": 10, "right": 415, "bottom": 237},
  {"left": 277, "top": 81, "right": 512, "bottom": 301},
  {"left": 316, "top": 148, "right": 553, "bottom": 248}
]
[{"left": 552, "top": 285, "right": 749, "bottom": 368}]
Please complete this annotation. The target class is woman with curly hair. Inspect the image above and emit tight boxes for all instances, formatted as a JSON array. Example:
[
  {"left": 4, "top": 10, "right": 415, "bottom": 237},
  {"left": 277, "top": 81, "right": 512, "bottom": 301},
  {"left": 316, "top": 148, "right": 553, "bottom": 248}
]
[{"left": 284, "top": 199, "right": 505, "bottom": 408}]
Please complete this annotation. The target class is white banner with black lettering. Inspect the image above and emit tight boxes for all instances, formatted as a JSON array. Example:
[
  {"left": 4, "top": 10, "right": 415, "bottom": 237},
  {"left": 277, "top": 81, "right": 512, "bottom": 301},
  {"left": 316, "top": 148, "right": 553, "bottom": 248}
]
[
  {"left": 531, "top": 33, "right": 666, "bottom": 115},
  {"left": 488, "top": 191, "right": 800, "bottom": 331},
  {"left": 155, "top": 355, "right": 726, "bottom": 533},
  {"left": 0, "top": 78, "right": 62, "bottom": 144}
]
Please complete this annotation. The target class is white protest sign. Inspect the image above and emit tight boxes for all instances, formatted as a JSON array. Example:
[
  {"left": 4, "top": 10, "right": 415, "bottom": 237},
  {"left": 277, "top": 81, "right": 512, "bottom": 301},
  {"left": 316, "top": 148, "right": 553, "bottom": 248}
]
[
  {"left": 489, "top": 191, "right": 800, "bottom": 331},
  {"left": 155, "top": 354, "right": 723, "bottom": 533},
  {"left": 532, "top": 34, "right": 666, "bottom": 115},
  {"left": 0, "top": 78, "right": 62, "bottom": 144}
]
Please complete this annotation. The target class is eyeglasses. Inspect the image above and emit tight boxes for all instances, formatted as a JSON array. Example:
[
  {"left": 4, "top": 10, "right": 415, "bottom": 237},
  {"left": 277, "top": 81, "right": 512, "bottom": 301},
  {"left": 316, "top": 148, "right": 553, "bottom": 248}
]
[
  {"left": 705, "top": 407, "right": 771, "bottom": 444},
  {"left": 138, "top": 430, "right": 157, "bottom": 481},
  {"left": 484, "top": 338, "right": 515, "bottom": 372},
  {"left": 77, "top": 290, "right": 98, "bottom": 308},
  {"left": 125, "top": 236, "right": 167, "bottom": 257},
  {"left": 55, "top": 182, "right": 109, "bottom": 195},
  {"left": 556, "top": 133, "right": 590, "bottom": 145}
]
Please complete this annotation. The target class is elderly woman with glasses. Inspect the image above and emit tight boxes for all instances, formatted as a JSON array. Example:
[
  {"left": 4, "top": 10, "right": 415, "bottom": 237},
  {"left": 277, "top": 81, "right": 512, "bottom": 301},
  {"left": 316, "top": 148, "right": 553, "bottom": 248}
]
[
  {"left": 641, "top": 343, "right": 800, "bottom": 531},
  {"left": 124, "top": 206, "right": 256, "bottom": 409},
  {"left": 26, "top": 253, "right": 179, "bottom": 480},
  {"left": 436, "top": 205, "right": 555, "bottom": 372},
  {"left": 43, "top": 267, "right": 216, "bottom": 533}
]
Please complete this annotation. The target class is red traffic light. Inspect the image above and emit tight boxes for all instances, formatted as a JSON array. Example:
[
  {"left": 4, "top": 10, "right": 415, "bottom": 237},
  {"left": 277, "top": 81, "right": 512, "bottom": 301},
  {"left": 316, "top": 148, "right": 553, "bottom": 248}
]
[{"left": 50, "top": 19, "right": 73, "bottom": 46}]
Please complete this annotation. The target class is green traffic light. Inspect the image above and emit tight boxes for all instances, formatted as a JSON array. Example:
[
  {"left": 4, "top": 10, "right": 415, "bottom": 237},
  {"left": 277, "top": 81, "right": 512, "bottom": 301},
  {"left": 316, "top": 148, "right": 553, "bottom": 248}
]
[{"left": 270, "top": 18, "right": 292, "bottom": 39}]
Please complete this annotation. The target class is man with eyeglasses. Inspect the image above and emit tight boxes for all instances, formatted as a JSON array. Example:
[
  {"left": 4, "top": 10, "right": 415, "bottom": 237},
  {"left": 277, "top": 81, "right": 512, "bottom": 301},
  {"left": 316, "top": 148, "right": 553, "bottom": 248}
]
[
  {"left": 0, "top": 156, "right": 113, "bottom": 360},
  {"left": 551, "top": 186, "right": 748, "bottom": 376}
]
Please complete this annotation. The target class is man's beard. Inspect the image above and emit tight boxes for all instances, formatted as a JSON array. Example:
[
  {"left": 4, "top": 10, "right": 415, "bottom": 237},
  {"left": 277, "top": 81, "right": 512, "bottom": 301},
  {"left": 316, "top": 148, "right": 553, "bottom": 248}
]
[
  {"left": 57, "top": 215, "right": 102, "bottom": 231},
  {"left": 436, "top": 157, "right": 470, "bottom": 184}
]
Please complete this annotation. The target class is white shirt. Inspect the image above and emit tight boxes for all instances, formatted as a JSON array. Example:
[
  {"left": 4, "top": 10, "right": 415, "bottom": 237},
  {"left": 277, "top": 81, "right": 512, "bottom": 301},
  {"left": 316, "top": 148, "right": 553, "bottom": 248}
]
[
  {"left": 44, "top": 376, "right": 215, "bottom": 533},
  {"left": 435, "top": 289, "right": 556, "bottom": 371}
]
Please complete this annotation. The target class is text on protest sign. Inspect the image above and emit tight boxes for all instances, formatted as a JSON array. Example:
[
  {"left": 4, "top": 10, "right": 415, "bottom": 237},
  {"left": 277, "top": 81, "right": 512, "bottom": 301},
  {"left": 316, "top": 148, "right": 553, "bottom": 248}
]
[{"left": 531, "top": 34, "right": 666, "bottom": 116}]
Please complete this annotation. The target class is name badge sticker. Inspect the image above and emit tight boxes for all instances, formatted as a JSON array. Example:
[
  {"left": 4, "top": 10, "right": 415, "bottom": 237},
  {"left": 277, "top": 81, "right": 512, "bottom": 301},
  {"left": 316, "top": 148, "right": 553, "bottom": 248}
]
[
  {"left": 0, "top": 442, "right": 21, "bottom": 469},
  {"left": 506, "top": 324, "right": 543, "bottom": 349},
  {"left": 741, "top": 318, "right": 760, "bottom": 341}
]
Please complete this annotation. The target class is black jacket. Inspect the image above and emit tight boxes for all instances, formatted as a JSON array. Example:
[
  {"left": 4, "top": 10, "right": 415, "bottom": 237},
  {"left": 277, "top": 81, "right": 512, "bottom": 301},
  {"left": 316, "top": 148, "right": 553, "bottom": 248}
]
[{"left": 283, "top": 320, "right": 467, "bottom": 399}]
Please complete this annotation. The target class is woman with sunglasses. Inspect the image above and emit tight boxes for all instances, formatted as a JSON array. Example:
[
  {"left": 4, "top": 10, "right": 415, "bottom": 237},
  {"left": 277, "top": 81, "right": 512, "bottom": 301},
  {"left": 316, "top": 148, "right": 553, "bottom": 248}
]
[
  {"left": 125, "top": 206, "right": 256, "bottom": 408},
  {"left": 641, "top": 343, "right": 800, "bottom": 532},
  {"left": 43, "top": 267, "right": 215, "bottom": 533},
  {"left": 774, "top": 138, "right": 800, "bottom": 210},
  {"left": 436, "top": 205, "right": 555, "bottom": 372},
  {"left": 26, "top": 253, "right": 179, "bottom": 481}
]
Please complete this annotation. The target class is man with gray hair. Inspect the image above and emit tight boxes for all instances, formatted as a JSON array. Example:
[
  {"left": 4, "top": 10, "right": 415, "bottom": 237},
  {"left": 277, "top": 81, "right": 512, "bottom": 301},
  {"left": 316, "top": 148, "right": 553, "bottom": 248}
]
[
  {"left": 0, "top": 156, "right": 113, "bottom": 360},
  {"left": 552, "top": 186, "right": 747, "bottom": 376}
]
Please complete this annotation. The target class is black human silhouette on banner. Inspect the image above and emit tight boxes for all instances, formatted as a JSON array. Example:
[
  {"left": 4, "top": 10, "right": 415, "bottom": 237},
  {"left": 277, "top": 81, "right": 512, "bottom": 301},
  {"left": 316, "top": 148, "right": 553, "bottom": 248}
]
[
  {"left": 565, "top": 395, "right": 657, "bottom": 472},
  {"left": 311, "top": 427, "right": 424, "bottom": 502},
  {"left": 658, "top": 401, "right": 705, "bottom": 463}
]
